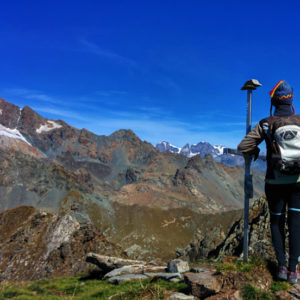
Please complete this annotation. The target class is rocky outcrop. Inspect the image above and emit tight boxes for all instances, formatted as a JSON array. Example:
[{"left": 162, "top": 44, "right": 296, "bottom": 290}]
[
  {"left": 176, "top": 196, "right": 274, "bottom": 262},
  {"left": 0, "top": 206, "right": 122, "bottom": 282}
]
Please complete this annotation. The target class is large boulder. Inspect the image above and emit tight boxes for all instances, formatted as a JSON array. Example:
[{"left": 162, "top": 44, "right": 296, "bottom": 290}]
[{"left": 184, "top": 269, "right": 222, "bottom": 299}]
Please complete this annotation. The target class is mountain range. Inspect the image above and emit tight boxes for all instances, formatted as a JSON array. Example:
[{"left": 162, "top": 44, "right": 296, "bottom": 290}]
[
  {"left": 0, "top": 97, "right": 265, "bottom": 264},
  {"left": 156, "top": 141, "right": 266, "bottom": 172}
]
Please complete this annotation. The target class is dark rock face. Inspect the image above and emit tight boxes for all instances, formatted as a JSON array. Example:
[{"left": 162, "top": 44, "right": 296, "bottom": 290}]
[
  {"left": 190, "top": 142, "right": 219, "bottom": 157},
  {"left": 18, "top": 106, "right": 45, "bottom": 135},
  {"left": 0, "top": 98, "right": 20, "bottom": 128}
]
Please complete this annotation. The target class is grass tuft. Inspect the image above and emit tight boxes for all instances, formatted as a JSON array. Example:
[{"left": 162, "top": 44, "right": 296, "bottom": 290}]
[
  {"left": 270, "top": 280, "right": 290, "bottom": 292},
  {"left": 242, "top": 284, "right": 272, "bottom": 300},
  {"left": 215, "top": 256, "right": 267, "bottom": 273}
]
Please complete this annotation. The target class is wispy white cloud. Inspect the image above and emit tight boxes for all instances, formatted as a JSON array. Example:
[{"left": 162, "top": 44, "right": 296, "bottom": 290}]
[
  {"left": 154, "top": 75, "right": 181, "bottom": 92},
  {"left": 32, "top": 106, "right": 88, "bottom": 121},
  {"left": 3, "top": 88, "right": 62, "bottom": 104},
  {"left": 79, "top": 39, "right": 137, "bottom": 67},
  {"left": 78, "top": 39, "right": 181, "bottom": 93},
  {"left": 94, "top": 90, "right": 128, "bottom": 97}
]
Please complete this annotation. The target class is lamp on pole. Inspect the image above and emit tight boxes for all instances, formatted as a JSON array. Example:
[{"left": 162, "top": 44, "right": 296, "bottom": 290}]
[{"left": 241, "top": 79, "right": 262, "bottom": 262}]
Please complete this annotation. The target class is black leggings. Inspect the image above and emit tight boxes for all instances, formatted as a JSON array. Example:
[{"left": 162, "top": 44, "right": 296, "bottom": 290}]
[{"left": 265, "top": 183, "right": 300, "bottom": 271}]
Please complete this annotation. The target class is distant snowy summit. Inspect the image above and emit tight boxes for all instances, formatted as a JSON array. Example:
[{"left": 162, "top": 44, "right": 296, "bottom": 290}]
[
  {"left": 156, "top": 141, "right": 225, "bottom": 158},
  {"left": 156, "top": 141, "right": 266, "bottom": 173}
]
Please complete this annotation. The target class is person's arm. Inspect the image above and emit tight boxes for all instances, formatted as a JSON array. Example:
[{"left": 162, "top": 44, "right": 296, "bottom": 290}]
[{"left": 238, "top": 122, "right": 264, "bottom": 157}]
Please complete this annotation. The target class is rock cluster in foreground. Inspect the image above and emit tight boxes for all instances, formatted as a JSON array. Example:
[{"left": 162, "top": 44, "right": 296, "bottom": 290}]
[{"left": 87, "top": 253, "right": 300, "bottom": 300}]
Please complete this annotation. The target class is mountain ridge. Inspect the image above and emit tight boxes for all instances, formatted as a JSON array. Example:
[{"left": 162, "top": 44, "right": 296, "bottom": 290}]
[{"left": 156, "top": 140, "right": 266, "bottom": 172}]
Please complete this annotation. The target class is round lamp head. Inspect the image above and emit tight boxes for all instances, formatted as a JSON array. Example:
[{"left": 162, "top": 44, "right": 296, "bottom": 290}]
[{"left": 241, "top": 79, "right": 262, "bottom": 91}]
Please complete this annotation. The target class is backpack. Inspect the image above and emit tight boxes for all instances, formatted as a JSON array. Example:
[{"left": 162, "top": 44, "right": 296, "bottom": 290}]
[{"left": 268, "top": 115, "right": 300, "bottom": 175}]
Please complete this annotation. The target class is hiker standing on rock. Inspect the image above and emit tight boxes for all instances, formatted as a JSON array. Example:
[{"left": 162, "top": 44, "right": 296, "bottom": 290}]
[{"left": 238, "top": 80, "right": 300, "bottom": 284}]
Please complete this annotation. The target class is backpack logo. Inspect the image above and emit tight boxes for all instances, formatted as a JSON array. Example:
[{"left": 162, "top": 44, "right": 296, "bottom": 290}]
[{"left": 280, "top": 130, "right": 298, "bottom": 140}]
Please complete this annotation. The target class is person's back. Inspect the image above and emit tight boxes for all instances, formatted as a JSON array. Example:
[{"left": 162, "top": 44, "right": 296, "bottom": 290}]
[{"left": 238, "top": 80, "right": 300, "bottom": 284}]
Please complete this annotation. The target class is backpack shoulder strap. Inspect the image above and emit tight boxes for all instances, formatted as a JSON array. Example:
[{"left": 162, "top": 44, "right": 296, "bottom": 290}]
[{"left": 261, "top": 116, "right": 276, "bottom": 142}]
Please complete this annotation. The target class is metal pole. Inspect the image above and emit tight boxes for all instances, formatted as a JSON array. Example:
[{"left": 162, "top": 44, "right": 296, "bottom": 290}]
[
  {"left": 246, "top": 90, "right": 252, "bottom": 135},
  {"left": 240, "top": 79, "right": 261, "bottom": 262},
  {"left": 243, "top": 89, "right": 253, "bottom": 262}
]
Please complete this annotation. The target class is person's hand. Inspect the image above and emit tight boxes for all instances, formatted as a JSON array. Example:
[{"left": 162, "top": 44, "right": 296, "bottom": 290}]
[
  {"left": 242, "top": 147, "right": 260, "bottom": 163},
  {"left": 250, "top": 147, "right": 260, "bottom": 161}
]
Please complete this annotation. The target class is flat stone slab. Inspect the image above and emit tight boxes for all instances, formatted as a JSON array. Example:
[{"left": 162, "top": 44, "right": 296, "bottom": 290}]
[
  {"left": 86, "top": 253, "right": 145, "bottom": 271},
  {"left": 144, "top": 272, "right": 182, "bottom": 280},
  {"left": 143, "top": 265, "right": 167, "bottom": 273},
  {"left": 104, "top": 264, "right": 145, "bottom": 279},
  {"left": 104, "top": 264, "right": 167, "bottom": 279},
  {"left": 166, "top": 292, "right": 195, "bottom": 299},
  {"left": 108, "top": 274, "right": 148, "bottom": 284}
]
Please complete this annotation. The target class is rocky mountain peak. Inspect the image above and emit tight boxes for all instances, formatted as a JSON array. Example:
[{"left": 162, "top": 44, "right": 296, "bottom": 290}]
[
  {"left": 0, "top": 97, "right": 21, "bottom": 129},
  {"left": 109, "top": 129, "right": 140, "bottom": 143},
  {"left": 18, "top": 105, "right": 46, "bottom": 135}
]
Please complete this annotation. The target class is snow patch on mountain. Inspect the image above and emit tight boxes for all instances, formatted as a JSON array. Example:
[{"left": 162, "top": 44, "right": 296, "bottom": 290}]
[
  {"left": 156, "top": 141, "right": 181, "bottom": 154},
  {"left": 213, "top": 145, "right": 225, "bottom": 155},
  {"left": 0, "top": 124, "right": 31, "bottom": 145},
  {"left": 36, "top": 120, "right": 62, "bottom": 134}
]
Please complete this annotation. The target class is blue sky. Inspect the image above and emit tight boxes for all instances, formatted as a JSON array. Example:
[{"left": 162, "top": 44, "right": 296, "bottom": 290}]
[{"left": 0, "top": 1, "right": 300, "bottom": 148}]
